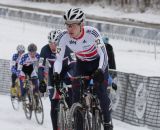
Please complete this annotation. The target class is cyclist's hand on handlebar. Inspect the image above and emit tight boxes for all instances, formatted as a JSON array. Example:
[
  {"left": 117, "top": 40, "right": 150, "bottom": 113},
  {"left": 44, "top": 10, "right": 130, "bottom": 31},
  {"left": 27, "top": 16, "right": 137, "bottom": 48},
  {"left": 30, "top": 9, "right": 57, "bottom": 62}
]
[
  {"left": 39, "top": 80, "right": 47, "bottom": 93},
  {"left": 70, "top": 76, "right": 90, "bottom": 81},
  {"left": 92, "top": 68, "right": 104, "bottom": 83}
]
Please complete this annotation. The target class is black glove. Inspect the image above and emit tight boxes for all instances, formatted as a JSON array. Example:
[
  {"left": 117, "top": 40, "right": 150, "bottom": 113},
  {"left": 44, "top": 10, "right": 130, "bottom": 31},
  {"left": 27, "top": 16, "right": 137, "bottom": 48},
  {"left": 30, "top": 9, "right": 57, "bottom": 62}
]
[
  {"left": 93, "top": 69, "right": 104, "bottom": 83},
  {"left": 112, "top": 82, "right": 117, "bottom": 91},
  {"left": 39, "top": 80, "right": 47, "bottom": 93},
  {"left": 53, "top": 72, "right": 61, "bottom": 87}
]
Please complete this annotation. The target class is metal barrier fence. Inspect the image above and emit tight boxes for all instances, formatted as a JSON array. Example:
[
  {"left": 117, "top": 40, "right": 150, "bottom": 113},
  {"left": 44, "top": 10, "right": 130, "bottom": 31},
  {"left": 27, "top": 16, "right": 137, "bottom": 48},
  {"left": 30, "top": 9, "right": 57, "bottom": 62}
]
[
  {"left": 0, "top": 59, "right": 11, "bottom": 94},
  {"left": 0, "top": 59, "right": 160, "bottom": 129},
  {"left": 111, "top": 71, "right": 160, "bottom": 130},
  {"left": 0, "top": 6, "right": 159, "bottom": 59},
  {"left": 0, "top": 6, "right": 160, "bottom": 45}
]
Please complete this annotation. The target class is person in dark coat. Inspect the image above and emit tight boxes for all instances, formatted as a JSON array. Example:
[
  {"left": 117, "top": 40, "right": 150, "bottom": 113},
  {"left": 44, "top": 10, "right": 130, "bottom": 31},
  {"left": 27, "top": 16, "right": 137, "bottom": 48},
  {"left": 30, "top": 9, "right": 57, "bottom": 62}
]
[{"left": 103, "top": 36, "right": 117, "bottom": 91}]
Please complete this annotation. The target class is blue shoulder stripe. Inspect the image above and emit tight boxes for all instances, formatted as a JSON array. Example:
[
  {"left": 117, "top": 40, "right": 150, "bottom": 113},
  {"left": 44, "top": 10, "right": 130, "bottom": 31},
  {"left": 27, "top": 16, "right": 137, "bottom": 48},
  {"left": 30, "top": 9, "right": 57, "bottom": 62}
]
[
  {"left": 91, "top": 30, "right": 99, "bottom": 38},
  {"left": 58, "top": 31, "right": 67, "bottom": 41}
]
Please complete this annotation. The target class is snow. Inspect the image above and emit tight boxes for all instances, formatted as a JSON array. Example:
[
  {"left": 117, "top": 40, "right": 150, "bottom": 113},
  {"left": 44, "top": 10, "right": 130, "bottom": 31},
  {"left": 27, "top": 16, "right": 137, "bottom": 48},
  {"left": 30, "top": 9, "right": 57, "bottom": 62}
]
[
  {"left": 0, "top": 94, "right": 151, "bottom": 130},
  {"left": 0, "top": 0, "right": 160, "bottom": 25}
]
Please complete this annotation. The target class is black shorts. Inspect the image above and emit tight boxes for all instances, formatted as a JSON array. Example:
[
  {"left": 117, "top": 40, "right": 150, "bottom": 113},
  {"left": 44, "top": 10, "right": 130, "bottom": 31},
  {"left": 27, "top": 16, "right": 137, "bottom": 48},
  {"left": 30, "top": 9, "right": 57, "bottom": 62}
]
[{"left": 22, "top": 65, "right": 34, "bottom": 77}]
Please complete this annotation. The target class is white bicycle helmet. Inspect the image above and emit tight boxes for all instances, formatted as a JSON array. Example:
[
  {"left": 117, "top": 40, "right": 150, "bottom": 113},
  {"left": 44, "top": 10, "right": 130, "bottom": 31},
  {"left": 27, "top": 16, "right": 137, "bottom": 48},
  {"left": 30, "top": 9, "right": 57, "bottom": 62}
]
[
  {"left": 63, "top": 8, "right": 85, "bottom": 24},
  {"left": 16, "top": 44, "right": 25, "bottom": 52},
  {"left": 48, "top": 29, "right": 62, "bottom": 44}
]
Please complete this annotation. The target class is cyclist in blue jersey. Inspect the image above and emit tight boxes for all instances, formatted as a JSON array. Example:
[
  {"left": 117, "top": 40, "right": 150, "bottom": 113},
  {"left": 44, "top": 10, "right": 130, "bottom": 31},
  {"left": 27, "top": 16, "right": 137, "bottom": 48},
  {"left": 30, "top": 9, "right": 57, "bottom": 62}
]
[
  {"left": 17, "top": 43, "right": 40, "bottom": 99},
  {"left": 10, "top": 44, "right": 25, "bottom": 97}
]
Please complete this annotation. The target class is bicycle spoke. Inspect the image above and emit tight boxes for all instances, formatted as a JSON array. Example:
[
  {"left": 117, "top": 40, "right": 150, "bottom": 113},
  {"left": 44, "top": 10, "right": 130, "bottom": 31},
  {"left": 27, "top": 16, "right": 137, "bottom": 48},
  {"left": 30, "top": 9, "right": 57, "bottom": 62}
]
[
  {"left": 68, "top": 103, "right": 84, "bottom": 130},
  {"left": 11, "top": 96, "right": 20, "bottom": 111},
  {"left": 23, "top": 93, "right": 33, "bottom": 120},
  {"left": 58, "top": 103, "right": 66, "bottom": 130},
  {"left": 10, "top": 81, "right": 21, "bottom": 111},
  {"left": 34, "top": 94, "right": 44, "bottom": 125}
]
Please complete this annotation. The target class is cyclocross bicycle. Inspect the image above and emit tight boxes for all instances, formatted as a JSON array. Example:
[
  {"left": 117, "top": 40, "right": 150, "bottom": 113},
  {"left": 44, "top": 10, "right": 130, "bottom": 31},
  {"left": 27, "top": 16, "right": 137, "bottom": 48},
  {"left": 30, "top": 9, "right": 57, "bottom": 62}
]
[
  {"left": 68, "top": 76, "right": 103, "bottom": 130},
  {"left": 56, "top": 82, "right": 71, "bottom": 130},
  {"left": 22, "top": 75, "right": 44, "bottom": 125}
]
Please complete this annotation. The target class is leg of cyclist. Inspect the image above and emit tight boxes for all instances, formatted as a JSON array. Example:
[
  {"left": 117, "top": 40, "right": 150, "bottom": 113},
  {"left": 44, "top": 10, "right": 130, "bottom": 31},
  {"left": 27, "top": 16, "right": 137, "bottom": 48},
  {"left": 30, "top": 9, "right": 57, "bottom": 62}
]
[
  {"left": 19, "top": 70, "right": 26, "bottom": 100},
  {"left": 31, "top": 78, "right": 39, "bottom": 94},
  {"left": 49, "top": 95, "right": 59, "bottom": 130},
  {"left": 60, "top": 61, "right": 74, "bottom": 108},
  {"left": 62, "top": 71, "right": 73, "bottom": 108},
  {"left": 94, "top": 70, "right": 113, "bottom": 130},
  {"left": 31, "top": 76, "right": 39, "bottom": 106},
  {"left": 30, "top": 70, "right": 39, "bottom": 95},
  {"left": 48, "top": 71, "right": 59, "bottom": 130},
  {"left": 11, "top": 73, "right": 17, "bottom": 87},
  {"left": 11, "top": 73, "right": 17, "bottom": 97}
]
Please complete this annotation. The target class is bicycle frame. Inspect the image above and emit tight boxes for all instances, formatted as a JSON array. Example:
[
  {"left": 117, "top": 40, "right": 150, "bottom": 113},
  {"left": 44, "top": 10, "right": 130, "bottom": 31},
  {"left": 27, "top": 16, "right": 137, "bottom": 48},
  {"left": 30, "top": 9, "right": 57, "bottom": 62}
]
[
  {"left": 57, "top": 82, "right": 70, "bottom": 130},
  {"left": 22, "top": 75, "right": 44, "bottom": 125}
]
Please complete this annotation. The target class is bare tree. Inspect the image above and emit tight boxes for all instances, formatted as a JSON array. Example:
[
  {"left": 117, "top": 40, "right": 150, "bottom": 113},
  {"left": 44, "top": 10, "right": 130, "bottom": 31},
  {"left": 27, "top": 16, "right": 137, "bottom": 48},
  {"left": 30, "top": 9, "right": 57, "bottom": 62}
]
[{"left": 144, "top": 0, "right": 150, "bottom": 7}]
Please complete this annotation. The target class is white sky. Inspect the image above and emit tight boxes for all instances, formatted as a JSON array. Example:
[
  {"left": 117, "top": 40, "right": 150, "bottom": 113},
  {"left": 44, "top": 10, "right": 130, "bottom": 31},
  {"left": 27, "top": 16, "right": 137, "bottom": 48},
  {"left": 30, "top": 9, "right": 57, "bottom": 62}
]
[{"left": 0, "top": 94, "right": 151, "bottom": 130}]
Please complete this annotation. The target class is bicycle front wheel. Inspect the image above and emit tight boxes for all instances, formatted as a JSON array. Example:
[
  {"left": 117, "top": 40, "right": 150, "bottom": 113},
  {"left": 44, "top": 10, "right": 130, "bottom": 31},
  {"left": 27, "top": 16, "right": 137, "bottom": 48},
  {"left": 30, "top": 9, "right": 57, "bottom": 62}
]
[
  {"left": 10, "top": 96, "right": 20, "bottom": 111},
  {"left": 34, "top": 93, "right": 44, "bottom": 125},
  {"left": 58, "top": 103, "right": 68, "bottom": 130},
  {"left": 23, "top": 91, "right": 33, "bottom": 120},
  {"left": 10, "top": 82, "right": 21, "bottom": 111},
  {"left": 92, "top": 109, "right": 102, "bottom": 130},
  {"left": 68, "top": 103, "right": 91, "bottom": 130}
]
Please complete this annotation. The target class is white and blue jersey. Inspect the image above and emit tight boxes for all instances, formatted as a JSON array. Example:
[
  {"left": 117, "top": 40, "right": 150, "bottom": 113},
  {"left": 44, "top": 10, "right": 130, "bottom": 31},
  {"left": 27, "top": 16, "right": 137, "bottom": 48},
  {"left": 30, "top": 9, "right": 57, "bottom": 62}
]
[
  {"left": 18, "top": 53, "right": 40, "bottom": 77},
  {"left": 10, "top": 53, "right": 22, "bottom": 74}
]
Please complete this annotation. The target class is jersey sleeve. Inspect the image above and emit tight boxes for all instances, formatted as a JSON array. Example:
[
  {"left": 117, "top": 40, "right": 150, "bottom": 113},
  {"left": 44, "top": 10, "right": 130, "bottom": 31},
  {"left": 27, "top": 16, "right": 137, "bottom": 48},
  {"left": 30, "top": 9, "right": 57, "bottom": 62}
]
[
  {"left": 39, "top": 47, "right": 46, "bottom": 67},
  {"left": 18, "top": 54, "right": 25, "bottom": 71},
  {"left": 10, "top": 54, "right": 17, "bottom": 74},
  {"left": 94, "top": 28, "right": 108, "bottom": 71},
  {"left": 38, "top": 47, "right": 46, "bottom": 81},
  {"left": 54, "top": 38, "right": 66, "bottom": 74}
]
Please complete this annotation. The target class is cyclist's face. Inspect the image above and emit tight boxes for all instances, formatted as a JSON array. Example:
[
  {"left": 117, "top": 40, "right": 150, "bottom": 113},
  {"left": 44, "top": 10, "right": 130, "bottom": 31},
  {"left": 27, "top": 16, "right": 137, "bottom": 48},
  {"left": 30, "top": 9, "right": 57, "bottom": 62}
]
[
  {"left": 29, "top": 51, "right": 36, "bottom": 58},
  {"left": 49, "top": 42, "right": 57, "bottom": 52},
  {"left": 18, "top": 51, "right": 24, "bottom": 56},
  {"left": 66, "top": 23, "right": 82, "bottom": 38}
]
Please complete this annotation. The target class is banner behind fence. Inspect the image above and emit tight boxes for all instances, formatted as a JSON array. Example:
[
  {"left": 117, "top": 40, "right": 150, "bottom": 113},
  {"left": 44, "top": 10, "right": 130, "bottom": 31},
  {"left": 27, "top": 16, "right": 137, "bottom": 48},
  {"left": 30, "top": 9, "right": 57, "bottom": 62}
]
[
  {"left": 111, "top": 71, "right": 160, "bottom": 130},
  {"left": 0, "top": 59, "right": 160, "bottom": 129}
]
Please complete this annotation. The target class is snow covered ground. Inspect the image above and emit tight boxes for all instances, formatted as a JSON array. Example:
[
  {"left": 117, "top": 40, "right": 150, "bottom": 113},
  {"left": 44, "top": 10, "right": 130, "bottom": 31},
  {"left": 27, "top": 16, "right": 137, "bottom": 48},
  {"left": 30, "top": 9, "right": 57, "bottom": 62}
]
[{"left": 0, "top": 94, "right": 151, "bottom": 130}]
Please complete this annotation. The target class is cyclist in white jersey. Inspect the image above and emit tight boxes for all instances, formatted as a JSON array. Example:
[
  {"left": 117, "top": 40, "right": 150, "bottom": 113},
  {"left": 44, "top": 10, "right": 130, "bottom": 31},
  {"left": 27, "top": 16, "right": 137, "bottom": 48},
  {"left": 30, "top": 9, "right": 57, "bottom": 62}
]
[
  {"left": 54, "top": 8, "right": 113, "bottom": 130},
  {"left": 18, "top": 43, "right": 40, "bottom": 99},
  {"left": 10, "top": 44, "right": 25, "bottom": 97}
]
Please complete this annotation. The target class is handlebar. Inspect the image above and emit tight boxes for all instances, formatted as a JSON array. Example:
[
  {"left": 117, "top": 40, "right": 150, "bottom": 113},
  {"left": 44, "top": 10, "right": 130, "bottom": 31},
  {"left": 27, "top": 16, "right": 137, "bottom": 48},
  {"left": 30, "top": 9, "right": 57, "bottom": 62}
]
[{"left": 70, "top": 76, "right": 91, "bottom": 81}]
